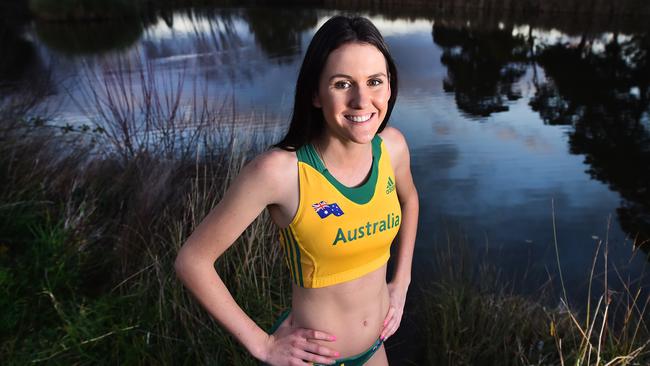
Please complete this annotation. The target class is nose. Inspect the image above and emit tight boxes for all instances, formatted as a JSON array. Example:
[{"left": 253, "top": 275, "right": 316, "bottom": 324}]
[{"left": 350, "top": 85, "right": 371, "bottom": 109}]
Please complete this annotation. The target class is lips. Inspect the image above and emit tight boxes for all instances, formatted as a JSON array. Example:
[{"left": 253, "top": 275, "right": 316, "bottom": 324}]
[{"left": 344, "top": 113, "right": 374, "bottom": 123}]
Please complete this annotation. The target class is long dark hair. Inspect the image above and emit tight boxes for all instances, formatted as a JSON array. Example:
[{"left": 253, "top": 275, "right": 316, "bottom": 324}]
[{"left": 274, "top": 16, "right": 399, "bottom": 151}]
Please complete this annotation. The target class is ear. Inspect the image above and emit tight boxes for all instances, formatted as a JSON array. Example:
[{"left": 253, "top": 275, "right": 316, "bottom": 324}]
[{"left": 312, "top": 93, "right": 321, "bottom": 108}]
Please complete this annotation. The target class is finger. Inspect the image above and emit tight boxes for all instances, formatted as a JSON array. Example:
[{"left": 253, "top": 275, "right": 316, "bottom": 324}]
[
  {"left": 385, "top": 316, "right": 403, "bottom": 340},
  {"left": 302, "top": 340, "right": 340, "bottom": 358},
  {"left": 383, "top": 307, "right": 396, "bottom": 327},
  {"left": 299, "top": 328, "right": 337, "bottom": 342},
  {"left": 291, "top": 358, "right": 316, "bottom": 366},
  {"left": 291, "top": 348, "right": 337, "bottom": 365},
  {"left": 381, "top": 315, "right": 399, "bottom": 339},
  {"left": 381, "top": 315, "right": 395, "bottom": 337}
]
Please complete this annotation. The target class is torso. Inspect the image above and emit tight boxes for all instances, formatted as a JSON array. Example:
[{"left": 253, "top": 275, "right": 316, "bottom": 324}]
[
  {"left": 290, "top": 266, "right": 390, "bottom": 356},
  {"left": 266, "top": 131, "right": 399, "bottom": 357}
]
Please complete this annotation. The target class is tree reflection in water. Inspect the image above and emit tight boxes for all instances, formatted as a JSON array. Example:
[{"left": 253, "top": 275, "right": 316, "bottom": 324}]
[
  {"left": 530, "top": 34, "right": 650, "bottom": 252},
  {"left": 4, "top": 3, "right": 650, "bottom": 256},
  {"left": 432, "top": 24, "right": 529, "bottom": 117},
  {"left": 243, "top": 7, "right": 319, "bottom": 64},
  {"left": 431, "top": 20, "right": 650, "bottom": 255},
  {"left": 0, "top": 10, "right": 53, "bottom": 122}
]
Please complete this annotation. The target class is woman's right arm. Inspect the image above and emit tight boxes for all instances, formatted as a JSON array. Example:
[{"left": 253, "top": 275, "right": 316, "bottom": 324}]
[{"left": 174, "top": 151, "right": 339, "bottom": 365}]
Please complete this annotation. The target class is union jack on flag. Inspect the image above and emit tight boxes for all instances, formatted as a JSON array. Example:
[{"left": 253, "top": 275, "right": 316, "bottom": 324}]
[
  {"left": 312, "top": 200, "right": 344, "bottom": 219},
  {"left": 312, "top": 201, "right": 329, "bottom": 211}
]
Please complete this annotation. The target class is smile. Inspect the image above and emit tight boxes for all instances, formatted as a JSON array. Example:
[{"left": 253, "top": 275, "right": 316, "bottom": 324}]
[{"left": 344, "top": 113, "right": 374, "bottom": 123}]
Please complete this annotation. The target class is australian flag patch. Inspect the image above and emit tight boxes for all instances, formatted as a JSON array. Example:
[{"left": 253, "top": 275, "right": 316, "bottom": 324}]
[{"left": 312, "top": 201, "right": 344, "bottom": 219}]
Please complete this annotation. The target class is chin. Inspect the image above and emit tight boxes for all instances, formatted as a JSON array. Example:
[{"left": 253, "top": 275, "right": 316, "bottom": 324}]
[{"left": 348, "top": 130, "right": 378, "bottom": 145}]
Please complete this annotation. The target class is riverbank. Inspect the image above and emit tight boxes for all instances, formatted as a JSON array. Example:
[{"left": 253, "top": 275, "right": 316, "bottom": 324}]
[
  {"left": 2, "top": 20, "right": 649, "bottom": 360},
  {"left": 0, "top": 117, "right": 290, "bottom": 364},
  {"left": 1, "top": 115, "right": 648, "bottom": 364}
]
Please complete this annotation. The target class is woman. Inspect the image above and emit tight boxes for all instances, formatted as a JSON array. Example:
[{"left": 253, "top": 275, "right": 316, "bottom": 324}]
[{"left": 175, "top": 16, "right": 418, "bottom": 366}]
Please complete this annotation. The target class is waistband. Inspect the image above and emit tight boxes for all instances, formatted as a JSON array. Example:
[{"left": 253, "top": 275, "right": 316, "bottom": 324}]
[{"left": 265, "top": 309, "right": 383, "bottom": 366}]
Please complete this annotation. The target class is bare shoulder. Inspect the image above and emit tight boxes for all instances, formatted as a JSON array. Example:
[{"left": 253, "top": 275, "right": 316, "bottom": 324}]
[
  {"left": 237, "top": 147, "right": 297, "bottom": 204},
  {"left": 378, "top": 126, "right": 410, "bottom": 165},
  {"left": 379, "top": 125, "right": 407, "bottom": 146},
  {"left": 245, "top": 147, "right": 297, "bottom": 179}
]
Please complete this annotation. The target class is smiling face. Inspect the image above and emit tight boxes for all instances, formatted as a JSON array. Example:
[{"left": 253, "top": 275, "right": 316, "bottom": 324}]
[{"left": 313, "top": 42, "right": 391, "bottom": 145}]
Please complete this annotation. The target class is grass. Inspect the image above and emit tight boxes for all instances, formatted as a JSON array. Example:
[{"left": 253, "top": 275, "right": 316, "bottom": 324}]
[
  {"left": 417, "top": 222, "right": 650, "bottom": 365},
  {"left": 0, "top": 53, "right": 288, "bottom": 364},
  {"left": 0, "top": 123, "right": 289, "bottom": 365},
  {"left": 416, "top": 229, "right": 557, "bottom": 365}
]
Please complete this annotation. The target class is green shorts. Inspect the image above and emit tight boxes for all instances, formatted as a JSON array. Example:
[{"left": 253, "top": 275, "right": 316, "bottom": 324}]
[{"left": 266, "top": 309, "right": 383, "bottom": 366}]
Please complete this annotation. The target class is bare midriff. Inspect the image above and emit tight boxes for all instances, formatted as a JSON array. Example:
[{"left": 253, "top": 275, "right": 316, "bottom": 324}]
[{"left": 289, "top": 265, "right": 390, "bottom": 358}]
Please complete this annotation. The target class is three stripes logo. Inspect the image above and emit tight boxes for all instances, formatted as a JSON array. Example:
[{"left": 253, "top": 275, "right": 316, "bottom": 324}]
[{"left": 386, "top": 176, "right": 395, "bottom": 194}]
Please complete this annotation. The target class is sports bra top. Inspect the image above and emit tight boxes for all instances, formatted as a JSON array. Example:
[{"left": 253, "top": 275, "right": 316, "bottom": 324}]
[{"left": 278, "top": 135, "right": 402, "bottom": 288}]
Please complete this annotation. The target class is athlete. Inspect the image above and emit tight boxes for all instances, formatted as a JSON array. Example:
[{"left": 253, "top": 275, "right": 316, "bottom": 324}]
[{"left": 175, "top": 16, "right": 419, "bottom": 365}]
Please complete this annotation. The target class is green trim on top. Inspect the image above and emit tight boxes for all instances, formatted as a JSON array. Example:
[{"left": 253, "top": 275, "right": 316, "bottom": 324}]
[
  {"left": 282, "top": 229, "right": 298, "bottom": 285},
  {"left": 296, "top": 135, "right": 382, "bottom": 205},
  {"left": 279, "top": 230, "right": 291, "bottom": 278},
  {"left": 284, "top": 228, "right": 304, "bottom": 287}
]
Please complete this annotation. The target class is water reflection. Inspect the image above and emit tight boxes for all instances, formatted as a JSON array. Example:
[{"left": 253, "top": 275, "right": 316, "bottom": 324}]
[
  {"left": 0, "top": 19, "right": 35, "bottom": 87},
  {"left": 427, "top": 18, "right": 650, "bottom": 253},
  {"left": 242, "top": 7, "right": 318, "bottom": 63},
  {"left": 432, "top": 24, "right": 529, "bottom": 117},
  {"left": 34, "top": 19, "right": 144, "bottom": 56},
  {"left": 530, "top": 34, "right": 650, "bottom": 251},
  {"left": 0, "top": 10, "right": 53, "bottom": 121}
]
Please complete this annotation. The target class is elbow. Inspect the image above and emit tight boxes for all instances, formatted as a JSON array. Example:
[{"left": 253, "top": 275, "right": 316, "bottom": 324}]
[
  {"left": 174, "top": 243, "right": 217, "bottom": 281},
  {"left": 174, "top": 245, "right": 192, "bottom": 281},
  {"left": 174, "top": 250, "right": 186, "bottom": 279}
]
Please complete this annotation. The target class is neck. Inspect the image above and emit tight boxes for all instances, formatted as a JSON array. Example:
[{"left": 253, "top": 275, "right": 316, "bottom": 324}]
[{"left": 314, "top": 134, "right": 373, "bottom": 171}]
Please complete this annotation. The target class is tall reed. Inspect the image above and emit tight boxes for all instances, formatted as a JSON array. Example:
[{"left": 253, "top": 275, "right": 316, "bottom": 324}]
[
  {"left": 1, "top": 50, "right": 288, "bottom": 364},
  {"left": 548, "top": 210, "right": 650, "bottom": 365},
  {"left": 418, "top": 219, "right": 650, "bottom": 365}
]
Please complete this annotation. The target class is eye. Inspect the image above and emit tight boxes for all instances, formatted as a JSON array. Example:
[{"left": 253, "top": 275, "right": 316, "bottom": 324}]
[
  {"left": 368, "top": 78, "right": 383, "bottom": 87},
  {"left": 333, "top": 80, "right": 352, "bottom": 89}
]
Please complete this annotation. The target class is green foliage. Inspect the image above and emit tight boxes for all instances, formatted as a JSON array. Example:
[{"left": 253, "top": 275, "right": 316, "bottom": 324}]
[
  {"left": 418, "top": 234, "right": 650, "bottom": 366},
  {"left": 0, "top": 124, "right": 288, "bottom": 364},
  {"left": 420, "top": 280, "right": 558, "bottom": 365}
]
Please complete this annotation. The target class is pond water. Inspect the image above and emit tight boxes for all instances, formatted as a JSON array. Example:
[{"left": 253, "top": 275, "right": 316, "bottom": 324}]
[{"left": 3, "top": 6, "right": 649, "bottom": 311}]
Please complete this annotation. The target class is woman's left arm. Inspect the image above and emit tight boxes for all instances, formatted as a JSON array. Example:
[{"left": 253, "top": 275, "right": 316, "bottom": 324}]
[{"left": 379, "top": 126, "right": 419, "bottom": 341}]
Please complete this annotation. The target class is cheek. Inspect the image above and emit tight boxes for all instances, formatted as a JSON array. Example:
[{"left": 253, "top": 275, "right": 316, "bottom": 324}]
[
  {"left": 373, "top": 88, "right": 391, "bottom": 108},
  {"left": 322, "top": 93, "right": 347, "bottom": 111}
]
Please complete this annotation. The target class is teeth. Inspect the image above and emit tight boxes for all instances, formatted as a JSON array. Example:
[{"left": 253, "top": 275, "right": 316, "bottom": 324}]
[{"left": 345, "top": 113, "right": 373, "bottom": 122}]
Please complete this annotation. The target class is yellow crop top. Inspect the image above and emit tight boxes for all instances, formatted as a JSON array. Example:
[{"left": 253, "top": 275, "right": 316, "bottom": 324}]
[{"left": 278, "top": 135, "right": 402, "bottom": 288}]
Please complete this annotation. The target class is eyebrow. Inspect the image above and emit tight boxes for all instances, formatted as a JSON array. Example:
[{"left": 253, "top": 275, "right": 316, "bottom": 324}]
[{"left": 328, "top": 72, "right": 388, "bottom": 81}]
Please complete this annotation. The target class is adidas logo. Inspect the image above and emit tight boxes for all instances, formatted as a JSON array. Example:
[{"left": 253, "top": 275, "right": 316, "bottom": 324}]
[{"left": 386, "top": 176, "right": 395, "bottom": 194}]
